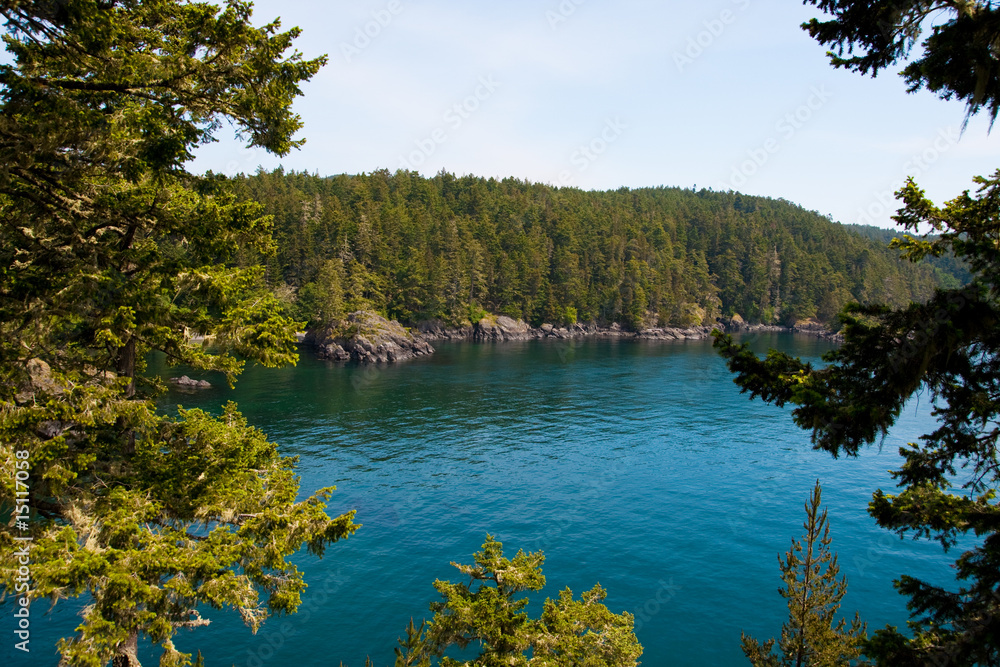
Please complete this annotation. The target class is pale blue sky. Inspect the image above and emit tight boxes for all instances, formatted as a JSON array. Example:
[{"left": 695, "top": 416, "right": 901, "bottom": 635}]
[{"left": 192, "top": 0, "right": 1000, "bottom": 229}]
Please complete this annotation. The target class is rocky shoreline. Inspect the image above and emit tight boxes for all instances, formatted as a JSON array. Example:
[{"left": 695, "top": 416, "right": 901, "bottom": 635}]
[
  {"left": 304, "top": 310, "right": 435, "bottom": 364},
  {"left": 418, "top": 314, "right": 839, "bottom": 343},
  {"left": 304, "top": 311, "right": 840, "bottom": 364}
]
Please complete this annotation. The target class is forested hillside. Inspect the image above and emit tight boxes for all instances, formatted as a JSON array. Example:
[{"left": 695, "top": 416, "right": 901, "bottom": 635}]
[
  {"left": 232, "top": 169, "right": 962, "bottom": 330},
  {"left": 841, "top": 222, "right": 972, "bottom": 287}
]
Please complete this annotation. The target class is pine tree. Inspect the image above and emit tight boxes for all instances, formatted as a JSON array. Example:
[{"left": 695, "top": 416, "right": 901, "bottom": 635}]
[
  {"left": 716, "top": 2, "right": 1000, "bottom": 663},
  {"left": 742, "top": 481, "right": 868, "bottom": 667},
  {"left": 395, "top": 536, "right": 642, "bottom": 667},
  {"left": 297, "top": 258, "right": 347, "bottom": 326},
  {"left": 801, "top": 0, "right": 1000, "bottom": 126},
  {"left": 0, "top": 2, "right": 358, "bottom": 665}
]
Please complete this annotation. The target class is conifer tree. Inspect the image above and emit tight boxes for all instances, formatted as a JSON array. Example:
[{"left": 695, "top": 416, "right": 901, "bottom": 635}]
[
  {"left": 394, "top": 536, "right": 642, "bottom": 667},
  {"left": 0, "top": 2, "right": 358, "bottom": 665},
  {"left": 802, "top": 0, "right": 1000, "bottom": 126},
  {"left": 716, "top": 3, "right": 1000, "bottom": 663},
  {"left": 742, "top": 481, "right": 868, "bottom": 667},
  {"left": 297, "top": 258, "right": 347, "bottom": 326}
]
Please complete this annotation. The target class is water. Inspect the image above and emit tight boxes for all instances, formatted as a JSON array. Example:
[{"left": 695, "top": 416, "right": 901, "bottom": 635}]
[{"left": 17, "top": 335, "right": 958, "bottom": 666}]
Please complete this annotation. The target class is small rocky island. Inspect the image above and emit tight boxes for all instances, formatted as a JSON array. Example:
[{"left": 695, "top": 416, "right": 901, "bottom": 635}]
[{"left": 169, "top": 375, "right": 212, "bottom": 389}]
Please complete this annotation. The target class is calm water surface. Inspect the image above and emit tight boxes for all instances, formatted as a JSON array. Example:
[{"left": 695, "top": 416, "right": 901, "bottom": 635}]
[{"left": 21, "top": 335, "right": 956, "bottom": 666}]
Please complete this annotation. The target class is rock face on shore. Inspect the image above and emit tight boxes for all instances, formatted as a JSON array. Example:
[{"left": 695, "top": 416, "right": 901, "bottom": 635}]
[
  {"left": 306, "top": 311, "right": 435, "bottom": 363},
  {"left": 636, "top": 325, "right": 715, "bottom": 340},
  {"left": 415, "top": 320, "right": 474, "bottom": 341},
  {"left": 791, "top": 318, "right": 827, "bottom": 334},
  {"left": 418, "top": 317, "right": 728, "bottom": 342},
  {"left": 411, "top": 316, "right": 839, "bottom": 342},
  {"left": 303, "top": 310, "right": 838, "bottom": 362},
  {"left": 720, "top": 313, "right": 750, "bottom": 331},
  {"left": 712, "top": 314, "right": 841, "bottom": 340},
  {"left": 474, "top": 315, "right": 532, "bottom": 342}
]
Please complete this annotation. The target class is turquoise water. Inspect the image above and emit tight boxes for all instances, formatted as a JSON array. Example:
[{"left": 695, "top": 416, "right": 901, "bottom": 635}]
[{"left": 17, "top": 335, "right": 957, "bottom": 666}]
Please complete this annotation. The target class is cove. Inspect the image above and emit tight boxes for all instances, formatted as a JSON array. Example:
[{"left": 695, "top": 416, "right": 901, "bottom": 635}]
[{"left": 12, "top": 334, "right": 956, "bottom": 666}]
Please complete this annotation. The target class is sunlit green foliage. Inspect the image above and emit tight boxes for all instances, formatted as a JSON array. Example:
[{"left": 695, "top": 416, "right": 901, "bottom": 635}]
[
  {"left": 231, "top": 170, "right": 962, "bottom": 330},
  {"left": 0, "top": 2, "right": 357, "bottom": 665},
  {"left": 742, "top": 481, "right": 868, "bottom": 667},
  {"left": 394, "top": 536, "right": 642, "bottom": 667}
]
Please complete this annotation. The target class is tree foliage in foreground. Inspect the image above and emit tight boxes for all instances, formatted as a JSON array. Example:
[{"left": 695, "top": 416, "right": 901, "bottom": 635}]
[
  {"left": 742, "top": 481, "right": 868, "bottom": 667},
  {"left": 716, "top": 170, "right": 1000, "bottom": 666},
  {"left": 716, "top": 2, "right": 1000, "bottom": 665},
  {"left": 717, "top": 3, "right": 1000, "bottom": 662},
  {"left": 0, "top": 2, "right": 357, "bottom": 665},
  {"left": 802, "top": 0, "right": 1000, "bottom": 126},
  {"left": 394, "top": 536, "right": 642, "bottom": 667}
]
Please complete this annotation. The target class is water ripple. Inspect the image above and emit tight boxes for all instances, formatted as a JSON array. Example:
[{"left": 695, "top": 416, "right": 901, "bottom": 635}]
[{"left": 127, "top": 337, "right": 962, "bottom": 667}]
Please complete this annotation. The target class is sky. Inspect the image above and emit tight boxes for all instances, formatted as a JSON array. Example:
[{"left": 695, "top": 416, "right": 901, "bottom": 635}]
[{"left": 191, "top": 0, "right": 1000, "bottom": 229}]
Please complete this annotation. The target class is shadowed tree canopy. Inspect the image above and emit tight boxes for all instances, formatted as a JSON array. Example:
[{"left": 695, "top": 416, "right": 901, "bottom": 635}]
[
  {"left": 802, "top": 0, "right": 1000, "bottom": 126},
  {"left": 715, "top": 171, "right": 1000, "bottom": 666},
  {"left": 714, "top": 2, "right": 1000, "bottom": 663},
  {"left": 0, "top": 2, "right": 358, "bottom": 666}
]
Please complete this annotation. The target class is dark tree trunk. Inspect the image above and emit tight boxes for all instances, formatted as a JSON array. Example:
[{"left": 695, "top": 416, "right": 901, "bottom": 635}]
[
  {"left": 117, "top": 336, "right": 136, "bottom": 398},
  {"left": 111, "top": 631, "right": 141, "bottom": 667},
  {"left": 116, "top": 335, "right": 136, "bottom": 454}
]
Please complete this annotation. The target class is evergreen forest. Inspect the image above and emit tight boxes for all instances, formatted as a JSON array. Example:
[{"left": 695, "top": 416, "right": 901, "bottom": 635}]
[{"left": 232, "top": 169, "right": 966, "bottom": 331}]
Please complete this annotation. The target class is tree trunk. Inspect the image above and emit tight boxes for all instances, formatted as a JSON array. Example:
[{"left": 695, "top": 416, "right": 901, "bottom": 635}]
[
  {"left": 112, "top": 632, "right": 141, "bottom": 667},
  {"left": 117, "top": 336, "right": 136, "bottom": 399},
  {"left": 116, "top": 335, "right": 136, "bottom": 454}
]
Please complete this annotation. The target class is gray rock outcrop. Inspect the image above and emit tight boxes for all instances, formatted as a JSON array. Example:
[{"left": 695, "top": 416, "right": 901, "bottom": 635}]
[
  {"left": 415, "top": 319, "right": 474, "bottom": 341},
  {"left": 170, "top": 376, "right": 212, "bottom": 388},
  {"left": 474, "top": 315, "right": 532, "bottom": 342},
  {"left": 307, "top": 311, "right": 435, "bottom": 363}
]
